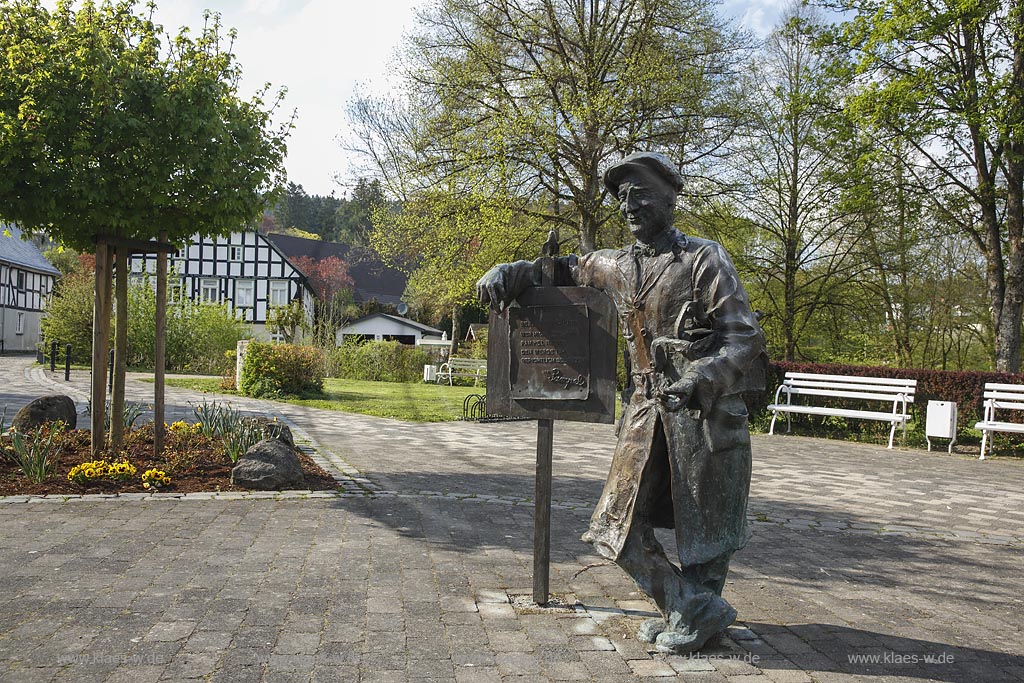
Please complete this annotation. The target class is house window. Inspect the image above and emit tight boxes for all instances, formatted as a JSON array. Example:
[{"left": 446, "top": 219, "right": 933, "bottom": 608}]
[
  {"left": 268, "top": 280, "right": 290, "bottom": 307},
  {"left": 15, "top": 312, "right": 24, "bottom": 335},
  {"left": 229, "top": 246, "right": 243, "bottom": 262},
  {"left": 201, "top": 278, "right": 220, "bottom": 303},
  {"left": 16, "top": 271, "right": 25, "bottom": 291},
  {"left": 169, "top": 278, "right": 185, "bottom": 302},
  {"left": 235, "top": 279, "right": 255, "bottom": 309}
]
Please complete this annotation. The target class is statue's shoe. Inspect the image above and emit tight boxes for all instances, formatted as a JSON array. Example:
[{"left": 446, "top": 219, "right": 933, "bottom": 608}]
[
  {"left": 580, "top": 529, "right": 595, "bottom": 544},
  {"left": 636, "top": 618, "right": 667, "bottom": 643},
  {"left": 655, "top": 596, "right": 737, "bottom": 654}
]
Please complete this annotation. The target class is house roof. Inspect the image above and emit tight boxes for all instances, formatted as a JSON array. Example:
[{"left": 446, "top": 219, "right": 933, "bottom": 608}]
[
  {"left": 0, "top": 224, "right": 60, "bottom": 276},
  {"left": 465, "top": 323, "right": 487, "bottom": 340},
  {"left": 264, "top": 233, "right": 408, "bottom": 305},
  {"left": 343, "top": 312, "right": 443, "bottom": 336}
]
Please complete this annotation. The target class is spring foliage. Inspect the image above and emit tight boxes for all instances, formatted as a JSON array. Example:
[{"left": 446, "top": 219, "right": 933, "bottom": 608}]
[{"left": 0, "top": 0, "right": 291, "bottom": 249}]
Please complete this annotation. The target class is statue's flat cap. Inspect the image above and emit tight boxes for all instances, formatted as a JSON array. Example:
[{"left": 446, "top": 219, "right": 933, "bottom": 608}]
[{"left": 604, "top": 152, "right": 684, "bottom": 194}]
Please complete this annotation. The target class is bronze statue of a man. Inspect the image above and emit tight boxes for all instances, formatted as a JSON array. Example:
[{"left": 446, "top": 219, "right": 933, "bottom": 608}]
[{"left": 477, "top": 152, "right": 767, "bottom": 653}]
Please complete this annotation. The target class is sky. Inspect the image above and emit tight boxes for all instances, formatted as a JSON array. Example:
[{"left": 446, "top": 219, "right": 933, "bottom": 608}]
[{"left": 141, "top": 0, "right": 785, "bottom": 199}]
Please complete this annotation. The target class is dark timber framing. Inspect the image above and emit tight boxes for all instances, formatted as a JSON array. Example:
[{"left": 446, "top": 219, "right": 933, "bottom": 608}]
[{"left": 129, "top": 231, "right": 314, "bottom": 330}]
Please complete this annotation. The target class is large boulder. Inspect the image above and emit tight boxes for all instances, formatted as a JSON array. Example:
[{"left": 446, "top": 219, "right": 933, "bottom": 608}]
[
  {"left": 230, "top": 438, "right": 306, "bottom": 490},
  {"left": 247, "top": 416, "right": 295, "bottom": 449},
  {"left": 12, "top": 395, "right": 77, "bottom": 431}
]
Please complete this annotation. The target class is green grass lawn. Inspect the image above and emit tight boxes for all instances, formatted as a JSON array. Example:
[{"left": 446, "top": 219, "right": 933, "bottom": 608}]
[{"left": 161, "top": 376, "right": 484, "bottom": 422}]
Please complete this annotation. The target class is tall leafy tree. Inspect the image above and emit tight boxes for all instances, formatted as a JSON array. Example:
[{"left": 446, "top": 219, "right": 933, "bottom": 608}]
[
  {"left": 371, "top": 190, "right": 544, "bottom": 352},
  {"left": 271, "top": 182, "right": 342, "bottom": 240},
  {"left": 823, "top": 0, "right": 1024, "bottom": 371},
  {"left": 725, "top": 5, "right": 864, "bottom": 360},
  {"left": 349, "top": 0, "right": 749, "bottom": 254},
  {"left": 0, "top": 0, "right": 289, "bottom": 250},
  {"left": 290, "top": 254, "right": 356, "bottom": 346},
  {"left": 335, "top": 177, "right": 386, "bottom": 246},
  {"left": 0, "top": 0, "right": 291, "bottom": 449}
]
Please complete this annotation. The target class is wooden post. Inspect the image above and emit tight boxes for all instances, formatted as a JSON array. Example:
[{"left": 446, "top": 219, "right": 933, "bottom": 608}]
[
  {"left": 109, "top": 247, "right": 128, "bottom": 448},
  {"left": 90, "top": 243, "right": 113, "bottom": 454},
  {"left": 154, "top": 231, "right": 167, "bottom": 457},
  {"left": 534, "top": 417, "right": 554, "bottom": 605}
]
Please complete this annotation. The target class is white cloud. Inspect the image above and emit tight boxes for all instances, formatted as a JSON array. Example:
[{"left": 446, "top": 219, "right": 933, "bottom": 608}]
[{"left": 147, "top": 0, "right": 422, "bottom": 196}]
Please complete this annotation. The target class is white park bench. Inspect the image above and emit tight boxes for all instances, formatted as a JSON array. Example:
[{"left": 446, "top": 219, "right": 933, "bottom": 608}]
[
  {"left": 768, "top": 372, "right": 917, "bottom": 449},
  {"left": 436, "top": 358, "right": 487, "bottom": 386},
  {"left": 974, "top": 382, "right": 1024, "bottom": 460}
]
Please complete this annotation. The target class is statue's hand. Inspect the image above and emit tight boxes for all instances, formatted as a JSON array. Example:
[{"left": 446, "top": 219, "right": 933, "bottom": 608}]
[
  {"left": 476, "top": 266, "right": 512, "bottom": 311},
  {"left": 658, "top": 371, "right": 712, "bottom": 416}
]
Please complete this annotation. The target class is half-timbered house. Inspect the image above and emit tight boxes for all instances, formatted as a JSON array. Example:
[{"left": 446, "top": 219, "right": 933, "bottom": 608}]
[
  {"left": 0, "top": 225, "right": 59, "bottom": 353},
  {"left": 129, "top": 231, "right": 315, "bottom": 340}
]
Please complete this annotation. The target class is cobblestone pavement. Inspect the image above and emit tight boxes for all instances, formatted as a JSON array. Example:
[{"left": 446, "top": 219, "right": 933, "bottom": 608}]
[{"left": 1, "top": 355, "right": 1022, "bottom": 682}]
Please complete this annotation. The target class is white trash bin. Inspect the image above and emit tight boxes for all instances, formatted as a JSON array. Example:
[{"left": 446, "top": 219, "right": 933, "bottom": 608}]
[
  {"left": 925, "top": 400, "right": 957, "bottom": 453},
  {"left": 423, "top": 364, "right": 438, "bottom": 382}
]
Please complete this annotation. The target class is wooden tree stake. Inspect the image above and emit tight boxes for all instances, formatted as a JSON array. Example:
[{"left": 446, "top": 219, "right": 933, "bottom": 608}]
[
  {"left": 154, "top": 231, "right": 167, "bottom": 456},
  {"left": 90, "top": 243, "right": 113, "bottom": 454},
  {"left": 109, "top": 247, "right": 128, "bottom": 448}
]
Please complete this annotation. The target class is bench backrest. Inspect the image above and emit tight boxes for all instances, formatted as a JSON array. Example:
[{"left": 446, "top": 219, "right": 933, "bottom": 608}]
[
  {"left": 448, "top": 358, "right": 487, "bottom": 370},
  {"left": 982, "top": 382, "right": 1024, "bottom": 411},
  {"left": 782, "top": 372, "right": 917, "bottom": 404}
]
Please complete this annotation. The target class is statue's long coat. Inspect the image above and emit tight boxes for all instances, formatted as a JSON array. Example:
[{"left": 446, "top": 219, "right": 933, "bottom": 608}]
[{"left": 505, "top": 230, "right": 766, "bottom": 566}]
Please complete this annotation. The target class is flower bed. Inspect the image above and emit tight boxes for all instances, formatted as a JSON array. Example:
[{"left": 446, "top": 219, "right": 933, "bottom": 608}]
[{"left": 0, "top": 421, "right": 338, "bottom": 497}]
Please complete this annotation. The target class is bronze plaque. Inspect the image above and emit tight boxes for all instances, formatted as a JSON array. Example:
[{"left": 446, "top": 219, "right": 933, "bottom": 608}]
[
  {"left": 487, "top": 287, "right": 617, "bottom": 424},
  {"left": 510, "top": 304, "right": 590, "bottom": 400}
]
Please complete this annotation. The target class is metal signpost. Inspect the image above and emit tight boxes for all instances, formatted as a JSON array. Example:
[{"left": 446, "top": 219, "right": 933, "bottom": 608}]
[{"left": 486, "top": 244, "right": 617, "bottom": 605}]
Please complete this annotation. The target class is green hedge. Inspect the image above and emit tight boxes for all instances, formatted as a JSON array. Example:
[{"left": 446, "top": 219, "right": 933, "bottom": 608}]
[
  {"left": 240, "top": 342, "right": 325, "bottom": 398},
  {"left": 329, "top": 340, "right": 429, "bottom": 383}
]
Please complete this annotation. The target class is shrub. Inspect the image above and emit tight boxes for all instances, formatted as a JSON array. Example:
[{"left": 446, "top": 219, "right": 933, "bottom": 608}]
[
  {"left": 130, "top": 280, "right": 249, "bottom": 374},
  {"left": 44, "top": 272, "right": 248, "bottom": 373},
  {"left": 239, "top": 342, "right": 325, "bottom": 398},
  {"left": 40, "top": 270, "right": 94, "bottom": 364},
  {"left": 221, "top": 350, "right": 238, "bottom": 389},
  {"left": 164, "top": 421, "right": 205, "bottom": 474},
  {"left": 330, "top": 340, "right": 430, "bottom": 383}
]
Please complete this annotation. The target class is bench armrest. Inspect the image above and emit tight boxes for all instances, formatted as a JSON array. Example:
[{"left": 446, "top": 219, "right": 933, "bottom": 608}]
[{"left": 772, "top": 382, "right": 790, "bottom": 405}]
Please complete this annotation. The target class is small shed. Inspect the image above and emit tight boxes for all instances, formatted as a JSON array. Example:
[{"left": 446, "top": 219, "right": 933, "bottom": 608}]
[{"left": 337, "top": 313, "right": 443, "bottom": 346}]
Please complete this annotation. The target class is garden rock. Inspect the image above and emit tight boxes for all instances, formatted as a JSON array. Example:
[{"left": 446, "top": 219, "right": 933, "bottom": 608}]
[
  {"left": 248, "top": 416, "right": 295, "bottom": 449},
  {"left": 12, "top": 395, "right": 77, "bottom": 431},
  {"left": 231, "top": 438, "right": 305, "bottom": 490}
]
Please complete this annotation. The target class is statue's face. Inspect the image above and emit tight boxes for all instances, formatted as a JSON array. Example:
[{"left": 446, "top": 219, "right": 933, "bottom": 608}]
[{"left": 615, "top": 169, "right": 676, "bottom": 243}]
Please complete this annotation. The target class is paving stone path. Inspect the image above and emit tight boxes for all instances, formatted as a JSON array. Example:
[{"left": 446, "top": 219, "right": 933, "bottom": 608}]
[{"left": 0, "top": 355, "right": 1021, "bottom": 682}]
